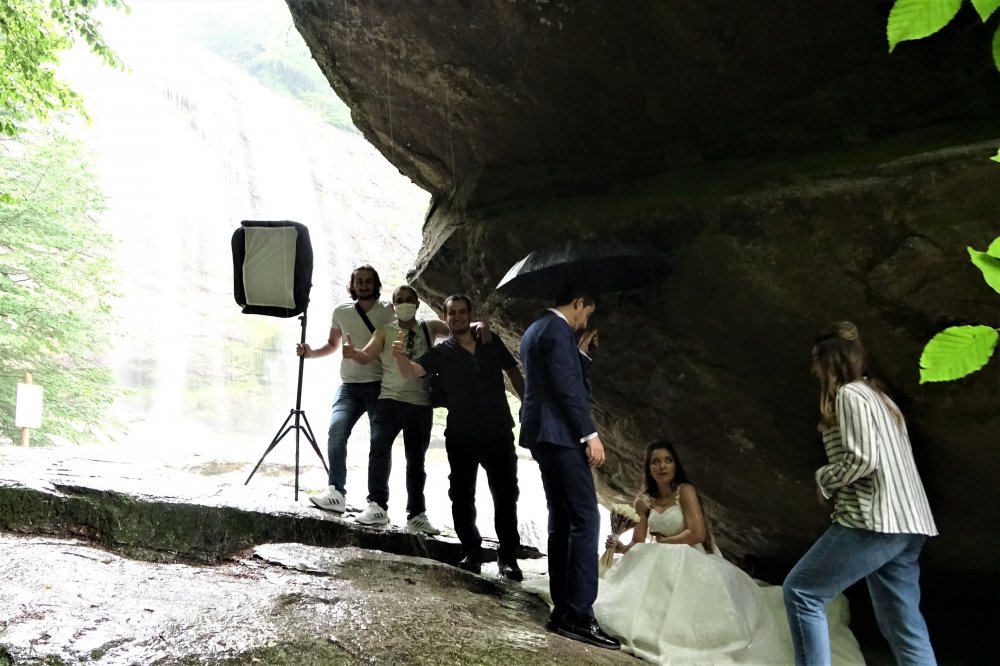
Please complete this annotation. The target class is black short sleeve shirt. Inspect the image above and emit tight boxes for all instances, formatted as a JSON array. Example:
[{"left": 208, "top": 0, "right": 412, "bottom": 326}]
[{"left": 418, "top": 337, "right": 517, "bottom": 437}]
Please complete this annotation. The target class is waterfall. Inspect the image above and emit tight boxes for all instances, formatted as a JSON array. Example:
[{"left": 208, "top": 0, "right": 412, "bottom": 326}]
[{"left": 59, "top": 1, "right": 429, "bottom": 449}]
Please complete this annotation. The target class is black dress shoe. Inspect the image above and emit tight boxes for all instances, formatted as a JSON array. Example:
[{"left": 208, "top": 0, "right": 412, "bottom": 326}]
[
  {"left": 497, "top": 559, "right": 523, "bottom": 582},
  {"left": 457, "top": 555, "right": 481, "bottom": 574},
  {"left": 556, "top": 617, "right": 621, "bottom": 650}
]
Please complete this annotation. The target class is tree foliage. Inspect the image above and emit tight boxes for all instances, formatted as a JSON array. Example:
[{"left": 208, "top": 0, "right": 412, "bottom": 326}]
[
  {"left": 0, "top": 0, "right": 128, "bottom": 137},
  {"left": 887, "top": 0, "right": 1000, "bottom": 70},
  {"left": 0, "top": 126, "right": 120, "bottom": 444},
  {"left": 886, "top": 2, "right": 1000, "bottom": 384},
  {"left": 918, "top": 237, "right": 1000, "bottom": 383}
]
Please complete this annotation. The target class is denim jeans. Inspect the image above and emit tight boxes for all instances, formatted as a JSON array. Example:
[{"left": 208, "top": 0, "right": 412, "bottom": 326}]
[
  {"left": 367, "top": 398, "right": 433, "bottom": 518},
  {"left": 326, "top": 381, "right": 380, "bottom": 493},
  {"left": 783, "top": 524, "right": 936, "bottom": 666}
]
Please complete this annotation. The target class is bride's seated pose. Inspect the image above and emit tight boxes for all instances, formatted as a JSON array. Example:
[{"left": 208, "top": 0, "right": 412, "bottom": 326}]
[{"left": 529, "top": 440, "right": 866, "bottom": 665}]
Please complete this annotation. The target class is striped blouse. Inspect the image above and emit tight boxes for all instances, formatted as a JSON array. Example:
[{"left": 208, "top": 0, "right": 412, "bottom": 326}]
[{"left": 815, "top": 380, "right": 937, "bottom": 536}]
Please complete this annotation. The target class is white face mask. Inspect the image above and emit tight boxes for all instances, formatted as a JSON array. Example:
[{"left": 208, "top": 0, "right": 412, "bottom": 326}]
[{"left": 394, "top": 303, "right": 418, "bottom": 322}]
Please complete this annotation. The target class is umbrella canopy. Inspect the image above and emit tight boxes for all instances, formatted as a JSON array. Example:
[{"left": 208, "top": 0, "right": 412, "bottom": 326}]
[{"left": 496, "top": 237, "right": 669, "bottom": 300}]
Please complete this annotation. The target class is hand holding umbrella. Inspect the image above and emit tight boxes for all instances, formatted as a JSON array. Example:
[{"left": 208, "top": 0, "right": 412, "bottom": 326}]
[{"left": 579, "top": 328, "right": 599, "bottom": 354}]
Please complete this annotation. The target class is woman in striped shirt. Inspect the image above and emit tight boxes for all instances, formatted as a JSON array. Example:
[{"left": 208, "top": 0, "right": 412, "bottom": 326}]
[{"left": 783, "top": 321, "right": 938, "bottom": 666}]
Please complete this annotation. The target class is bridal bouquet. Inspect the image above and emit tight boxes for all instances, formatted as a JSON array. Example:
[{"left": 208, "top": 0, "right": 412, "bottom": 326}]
[{"left": 599, "top": 503, "right": 640, "bottom": 574}]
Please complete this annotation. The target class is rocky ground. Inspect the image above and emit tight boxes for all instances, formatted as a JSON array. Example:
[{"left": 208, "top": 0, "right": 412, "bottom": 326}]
[
  {"left": 0, "top": 535, "right": 637, "bottom": 665},
  {"left": 0, "top": 442, "right": 641, "bottom": 665},
  {"left": 0, "top": 441, "right": 909, "bottom": 665}
]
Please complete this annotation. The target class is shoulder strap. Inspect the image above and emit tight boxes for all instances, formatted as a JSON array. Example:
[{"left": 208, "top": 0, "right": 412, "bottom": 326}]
[
  {"left": 354, "top": 303, "right": 376, "bottom": 333},
  {"left": 419, "top": 320, "right": 432, "bottom": 348}
]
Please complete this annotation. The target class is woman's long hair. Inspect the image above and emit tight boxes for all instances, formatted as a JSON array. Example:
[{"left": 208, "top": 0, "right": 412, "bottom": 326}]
[
  {"left": 813, "top": 321, "right": 900, "bottom": 429},
  {"left": 641, "top": 440, "right": 714, "bottom": 552}
]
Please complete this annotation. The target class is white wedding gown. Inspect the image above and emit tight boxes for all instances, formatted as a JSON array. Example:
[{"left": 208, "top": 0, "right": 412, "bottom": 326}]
[{"left": 525, "top": 503, "right": 866, "bottom": 665}]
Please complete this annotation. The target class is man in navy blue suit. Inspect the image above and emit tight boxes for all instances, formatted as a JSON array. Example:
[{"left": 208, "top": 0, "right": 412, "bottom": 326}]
[{"left": 519, "top": 283, "right": 621, "bottom": 650}]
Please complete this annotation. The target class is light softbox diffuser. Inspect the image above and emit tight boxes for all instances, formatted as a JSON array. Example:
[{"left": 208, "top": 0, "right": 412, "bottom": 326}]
[{"left": 232, "top": 220, "right": 313, "bottom": 317}]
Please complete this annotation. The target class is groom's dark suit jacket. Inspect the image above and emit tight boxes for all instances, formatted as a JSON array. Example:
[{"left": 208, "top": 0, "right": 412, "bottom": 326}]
[
  {"left": 520, "top": 309, "right": 601, "bottom": 620},
  {"left": 519, "top": 311, "right": 595, "bottom": 449}
]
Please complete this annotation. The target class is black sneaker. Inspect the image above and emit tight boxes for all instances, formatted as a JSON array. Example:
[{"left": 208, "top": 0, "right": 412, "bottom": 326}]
[
  {"left": 457, "top": 555, "right": 482, "bottom": 575},
  {"left": 498, "top": 559, "right": 523, "bottom": 582}
]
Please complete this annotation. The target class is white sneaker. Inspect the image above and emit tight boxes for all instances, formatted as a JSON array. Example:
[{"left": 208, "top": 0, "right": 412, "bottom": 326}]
[
  {"left": 309, "top": 486, "right": 346, "bottom": 514},
  {"left": 406, "top": 512, "right": 441, "bottom": 536},
  {"left": 356, "top": 501, "right": 389, "bottom": 526}
]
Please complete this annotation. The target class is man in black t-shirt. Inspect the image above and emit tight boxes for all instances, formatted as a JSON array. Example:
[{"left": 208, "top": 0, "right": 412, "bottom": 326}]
[{"left": 393, "top": 293, "right": 525, "bottom": 580}]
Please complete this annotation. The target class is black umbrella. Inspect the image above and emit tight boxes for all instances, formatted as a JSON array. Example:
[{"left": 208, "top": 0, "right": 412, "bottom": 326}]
[{"left": 495, "top": 237, "right": 669, "bottom": 300}]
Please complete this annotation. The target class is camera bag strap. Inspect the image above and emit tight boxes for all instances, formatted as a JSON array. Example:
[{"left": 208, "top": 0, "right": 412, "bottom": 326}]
[{"left": 354, "top": 303, "right": 376, "bottom": 333}]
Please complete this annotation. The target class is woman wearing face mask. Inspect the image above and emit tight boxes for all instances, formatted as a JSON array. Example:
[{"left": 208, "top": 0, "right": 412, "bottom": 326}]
[{"left": 525, "top": 440, "right": 865, "bottom": 664}]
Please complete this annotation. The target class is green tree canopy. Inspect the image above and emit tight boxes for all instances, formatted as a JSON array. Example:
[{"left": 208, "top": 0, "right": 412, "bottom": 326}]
[
  {"left": 0, "top": 0, "right": 127, "bottom": 137},
  {"left": 0, "top": 126, "right": 120, "bottom": 444}
]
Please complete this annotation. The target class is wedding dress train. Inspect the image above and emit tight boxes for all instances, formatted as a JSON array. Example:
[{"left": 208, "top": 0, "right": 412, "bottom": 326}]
[{"left": 525, "top": 502, "right": 866, "bottom": 665}]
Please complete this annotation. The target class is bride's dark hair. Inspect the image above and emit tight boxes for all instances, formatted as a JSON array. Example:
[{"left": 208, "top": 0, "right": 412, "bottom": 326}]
[
  {"left": 642, "top": 439, "right": 715, "bottom": 553},
  {"left": 643, "top": 440, "right": 690, "bottom": 498}
]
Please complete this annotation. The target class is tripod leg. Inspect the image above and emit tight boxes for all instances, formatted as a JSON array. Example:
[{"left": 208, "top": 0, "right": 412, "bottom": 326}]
[
  {"left": 245, "top": 410, "right": 295, "bottom": 485},
  {"left": 293, "top": 411, "right": 302, "bottom": 502},
  {"left": 300, "top": 410, "right": 329, "bottom": 474}
]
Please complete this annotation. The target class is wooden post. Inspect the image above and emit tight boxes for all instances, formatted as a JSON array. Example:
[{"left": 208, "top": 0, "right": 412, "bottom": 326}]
[{"left": 20, "top": 372, "right": 32, "bottom": 447}]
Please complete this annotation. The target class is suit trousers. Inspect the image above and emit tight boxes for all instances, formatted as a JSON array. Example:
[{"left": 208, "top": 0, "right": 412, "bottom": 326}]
[
  {"left": 444, "top": 430, "right": 521, "bottom": 562},
  {"left": 530, "top": 442, "right": 599, "bottom": 622}
]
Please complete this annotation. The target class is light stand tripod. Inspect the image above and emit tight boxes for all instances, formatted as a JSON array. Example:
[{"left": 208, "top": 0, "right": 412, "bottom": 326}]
[{"left": 244, "top": 311, "right": 327, "bottom": 501}]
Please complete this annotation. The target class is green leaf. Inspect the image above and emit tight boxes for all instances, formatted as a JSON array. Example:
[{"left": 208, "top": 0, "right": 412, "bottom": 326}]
[
  {"left": 0, "top": 0, "right": 125, "bottom": 137},
  {"left": 992, "top": 146, "right": 1000, "bottom": 163},
  {"left": 887, "top": 0, "right": 963, "bottom": 52},
  {"left": 987, "top": 236, "right": 1000, "bottom": 258},
  {"left": 993, "top": 23, "right": 1000, "bottom": 72},
  {"left": 972, "top": 0, "right": 1000, "bottom": 21},
  {"left": 919, "top": 325, "right": 999, "bottom": 383},
  {"left": 968, "top": 246, "right": 1000, "bottom": 294}
]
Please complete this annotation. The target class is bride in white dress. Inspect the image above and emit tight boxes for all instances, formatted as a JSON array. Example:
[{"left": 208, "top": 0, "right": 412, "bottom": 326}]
[{"left": 529, "top": 440, "right": 866, "bottom": 665}]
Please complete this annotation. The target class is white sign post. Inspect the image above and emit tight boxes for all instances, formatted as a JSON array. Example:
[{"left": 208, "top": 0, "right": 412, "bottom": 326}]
[{"left": 15, "top": 373, "right": 43, "bottom": 447}]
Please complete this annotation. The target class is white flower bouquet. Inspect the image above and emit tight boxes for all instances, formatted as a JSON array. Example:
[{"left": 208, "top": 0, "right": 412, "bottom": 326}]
[{"left": 599, "top": 502, "right": 640, "bottom": 574}]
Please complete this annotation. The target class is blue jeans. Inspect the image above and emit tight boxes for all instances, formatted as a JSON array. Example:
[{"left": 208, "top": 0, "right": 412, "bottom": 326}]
[
  {"left": 367, "top": 398, "right": 433, "bottom": 518},
  {"left": 783, "top": 524, "right": 936, "bottom": 666},
  {"left": 326, "top": 381, "right": 380, "bottom": 493}
]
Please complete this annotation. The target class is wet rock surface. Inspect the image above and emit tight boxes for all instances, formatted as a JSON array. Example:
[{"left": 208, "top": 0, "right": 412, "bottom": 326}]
[
  {"left": 287, "top": 0, "right": 998, "bottom": 200},
  {"left": 0, "top": 445, "right": 632, "bottom": 665},
  {"left": 0, "top": 535, "right": 634, "bottom": 665},
  {"left": 0, "top": 443, "right": 541, "bottom": 566}
]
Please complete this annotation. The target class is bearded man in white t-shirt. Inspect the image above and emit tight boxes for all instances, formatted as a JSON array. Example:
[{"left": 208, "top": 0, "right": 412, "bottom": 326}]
[{"left": 297, "top": 264, "right": 391, "bottom": 514}]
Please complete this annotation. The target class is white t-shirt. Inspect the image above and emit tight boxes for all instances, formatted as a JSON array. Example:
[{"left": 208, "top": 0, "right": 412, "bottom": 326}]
[{"left": 330, "top": 300, "right": 392, "bottom": 383}]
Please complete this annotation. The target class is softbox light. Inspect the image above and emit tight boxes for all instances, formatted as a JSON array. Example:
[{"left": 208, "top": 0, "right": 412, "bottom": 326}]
[
  {"left": 232, "top": 220, "right": 313, "bottom": 317},
  {"left": 232, "top": 219, "right": 325, "bottom": 501}
]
